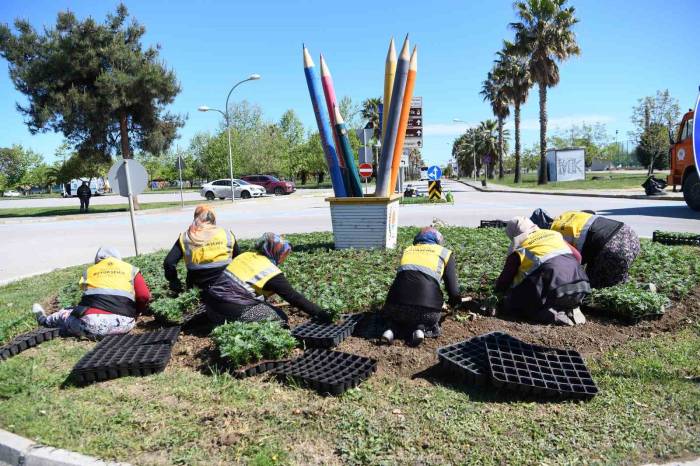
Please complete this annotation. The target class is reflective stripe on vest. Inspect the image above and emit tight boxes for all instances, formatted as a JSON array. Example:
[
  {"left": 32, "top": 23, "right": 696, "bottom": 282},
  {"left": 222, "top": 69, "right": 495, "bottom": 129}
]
[
  {"left": 80, "top": 258, "right": 138, "bottom": 301},
  {"left": 225, "top": 252, "right": 282, "bottom": 297},
  {"left": 514, "top": 229, "right": 572, "bottom": 287},
  {"left": 550, "top": 211, "right": 597, "bottom": 252},
  {"left": 397, "top": 244, "right": 452, "bottom": 283},
  {"left": 179, "top": 228, "right": 235, "bottom": 271}
]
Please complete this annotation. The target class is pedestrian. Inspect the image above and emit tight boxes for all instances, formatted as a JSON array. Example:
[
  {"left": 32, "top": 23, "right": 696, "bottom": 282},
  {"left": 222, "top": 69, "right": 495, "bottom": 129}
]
[
  {"left": 380, "top": 227, "right": 462, "bottom": 346},
  {"left": 163, "top": 205, "right": 238, "bottom": 293},
  {"left": 77, "top": 180, "right": 91, "bottom": 213},
  {"left": 203, "top": 232, "right": 331, "bottom": 325},
  {"left": 32, "top": 246, "right": 151, "bottom": 338},
  {"left": 533, "top": 210, "right": 641, "bottom": 289},
  {"left": 496, "top": 217, "right": 590, "bottom": 326}
]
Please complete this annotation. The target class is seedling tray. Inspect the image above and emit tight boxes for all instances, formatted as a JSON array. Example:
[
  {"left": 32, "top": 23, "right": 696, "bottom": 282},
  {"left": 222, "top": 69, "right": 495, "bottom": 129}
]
[
  {"left": 485, "top": 335, "right": 598, "bottom": 399},
  {"left": 437, "top": 332, "right": 521, "bottom": 385},
  {"left": 271, "top": 349, "right": 377, "bottom": 396},
  {"left": 292, "top": 313, "right": 364, "bottom": 348},
  {"left": 479, "top": 219, "right": 507, "bottom": 229},
  {"left": 95, "top": 326, "right": 181, "bottom": 349},
  {"left": 230, "top": 359, "right": 290, "bottom": 379},
  {"left": 0, "top": 327, "right": 60, "bottom": 361},
  {"left": 652, "top": 231, "right": 700, "bottom": 246}
]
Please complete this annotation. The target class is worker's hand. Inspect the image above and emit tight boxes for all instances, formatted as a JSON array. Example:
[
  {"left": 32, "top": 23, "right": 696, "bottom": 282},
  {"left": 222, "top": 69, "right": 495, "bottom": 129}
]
[
  {"left": 311, "top": 309, "right": 333, "bottom": 324},
  {"left": 168, "top": 281, "right": 183, "bottom": 296}
]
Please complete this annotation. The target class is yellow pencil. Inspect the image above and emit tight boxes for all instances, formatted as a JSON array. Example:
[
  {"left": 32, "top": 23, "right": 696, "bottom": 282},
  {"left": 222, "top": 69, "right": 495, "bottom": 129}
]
[{"left": 382, "top": 37, "right": 396, "bottom": 145}]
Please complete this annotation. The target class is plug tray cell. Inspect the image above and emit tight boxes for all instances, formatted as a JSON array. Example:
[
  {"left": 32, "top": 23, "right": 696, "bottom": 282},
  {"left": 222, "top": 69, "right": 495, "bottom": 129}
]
[
  {"left": 436, "top": 332, "right": 521, "bottom": 385},
  {"left": 271, "top": 349, "right": 377, "bottom": 396},
  {"left": 479, "top": 220, "right": 508, "bottom": 229},
  {"left": 231, "top": 359, "right": 290, "bottom": 379},
  {"left": 0, "top": 327, "right": 60, "bottom": 362},
  {"left": 292, "top": 314, "right": 364, "bottom": 348},
  {"left": 485, "top": 335, "right": 598, "bottom": 399},
  {"left": 652, "top": 231, "right": 700, "bottom": 246}
]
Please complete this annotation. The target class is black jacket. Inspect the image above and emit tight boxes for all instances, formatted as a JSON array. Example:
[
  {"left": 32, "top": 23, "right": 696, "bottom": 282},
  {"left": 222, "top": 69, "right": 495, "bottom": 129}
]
[
  {"left": 77, "top": 184, "right": 92, "bottom": 199},
  {"left": 163, "top": 239, "right": 241, "bottom": 290},
  {"left": 581, "top": 217, "right": 623, "bottom": 264},
  {"left": 384, "top": 255, "right": 461, "bottom": 310}
]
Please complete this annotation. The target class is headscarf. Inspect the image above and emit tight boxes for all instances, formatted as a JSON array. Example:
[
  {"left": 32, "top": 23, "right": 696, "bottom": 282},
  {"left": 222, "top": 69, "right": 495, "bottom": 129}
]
[
  {"left": 95, "top": 246, "right": 122, "bottom": 263},
  {"left": 255, "top": 232, "right": 292, "bottom": 265},
  {"left": 506, "top": 216, "right": 539, "bottom": 254},
  {"left": 413, "top": 227, "right": 444, "bottom": 246},
  {"left": 186, "top": 204, "right": 218, "bottom": 247}
]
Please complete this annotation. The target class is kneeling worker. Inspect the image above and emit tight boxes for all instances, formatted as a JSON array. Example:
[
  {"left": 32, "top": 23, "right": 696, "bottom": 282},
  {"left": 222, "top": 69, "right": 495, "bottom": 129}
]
[
  {"left": 496, "top": 217, "right": 590, "bottom": 326},
  {"left": 33, "top": 247, "right": 151, "bottom": 338},
  {"left": 203, "top": 232, "right": 331, "bottom": 324},
  {"left": 381, "top": 227, "right": 462, "bottom": 346}
]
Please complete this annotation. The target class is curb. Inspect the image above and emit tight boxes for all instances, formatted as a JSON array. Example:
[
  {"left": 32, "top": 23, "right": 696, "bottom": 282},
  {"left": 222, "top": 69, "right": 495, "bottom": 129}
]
[
  {"left": 457, "top": 179, "right": 686, "bottom": 202},
  {"left": 0, "top": 428, "right": 129, "bottom": 466}
]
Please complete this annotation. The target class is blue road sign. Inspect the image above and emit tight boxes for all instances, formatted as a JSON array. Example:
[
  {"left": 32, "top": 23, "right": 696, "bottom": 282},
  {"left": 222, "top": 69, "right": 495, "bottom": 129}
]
[{"left": 427, "top": 165, "right": 442, "bottom": 181}]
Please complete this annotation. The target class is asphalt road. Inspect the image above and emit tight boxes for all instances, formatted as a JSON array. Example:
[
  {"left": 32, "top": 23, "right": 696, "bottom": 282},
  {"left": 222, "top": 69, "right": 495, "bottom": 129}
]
[{"left": 1, "top": 180, "right": 698, "bottom": 284}]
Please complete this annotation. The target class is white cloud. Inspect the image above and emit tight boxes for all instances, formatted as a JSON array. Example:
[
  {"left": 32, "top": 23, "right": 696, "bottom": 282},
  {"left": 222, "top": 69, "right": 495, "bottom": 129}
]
[{"left": 423, "top": 114, "right": 615, "bottom": 137}]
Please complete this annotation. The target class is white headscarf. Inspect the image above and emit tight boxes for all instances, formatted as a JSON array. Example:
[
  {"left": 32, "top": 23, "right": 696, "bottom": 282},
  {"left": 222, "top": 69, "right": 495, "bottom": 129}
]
[
  {"left": 505, "top": 217, "right": 539, "bottom": 254},
  {"left": 94, "top": 246, "right": 122, "bottom": 263}
]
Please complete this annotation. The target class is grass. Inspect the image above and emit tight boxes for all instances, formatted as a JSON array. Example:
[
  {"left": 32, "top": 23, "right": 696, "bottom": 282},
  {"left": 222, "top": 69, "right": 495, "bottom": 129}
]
[
  {"left": 0, "top": 200, "right": 211, "bottom": 218},
  {"left": 1, "top": 227, "right": 699, "bottom": 464},
  {"left": 481, "top": 171, "right": 667, "bottom": 191},
  {"left": 399, "top": 196, "right": 449, "bottom": 205}
]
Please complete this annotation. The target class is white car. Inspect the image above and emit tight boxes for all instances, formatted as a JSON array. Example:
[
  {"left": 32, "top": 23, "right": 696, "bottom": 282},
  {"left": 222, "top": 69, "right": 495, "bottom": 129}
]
[
  {"left": 3, "top": 190, "right": 21, "bottom": 197},
  {"left": 200, "top": 179, "right": 266, "bottom": 200}
]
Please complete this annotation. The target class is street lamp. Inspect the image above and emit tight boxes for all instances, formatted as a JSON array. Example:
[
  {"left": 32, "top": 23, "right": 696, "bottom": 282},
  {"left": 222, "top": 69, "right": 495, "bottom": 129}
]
[
  {"left": 453, "top": 118, "right": 476, "bottom": 180},
  {"left": 198, "top": 73, "right": 261, "bottom": 203}
]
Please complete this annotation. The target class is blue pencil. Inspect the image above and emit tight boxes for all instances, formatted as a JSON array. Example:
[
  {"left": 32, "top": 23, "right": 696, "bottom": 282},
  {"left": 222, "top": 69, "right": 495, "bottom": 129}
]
[{"left": 303, "top": 45, "right": 347, "bottom": 197}]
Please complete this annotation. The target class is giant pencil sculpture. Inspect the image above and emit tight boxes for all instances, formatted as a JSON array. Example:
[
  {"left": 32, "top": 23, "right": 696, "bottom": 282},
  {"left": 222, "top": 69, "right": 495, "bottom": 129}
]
[
  {"left": 381, "top": 38, "right": 397, "bottom": 146},
  {"left": 376, "top": 35, "right": 410, "bottom": 197},
  {"left": 303, "top": 45, "right": 347, "bottom": 197},
  {"left": 319, "top": 54, "right": 351, "bottom": 194},
  {"left": 389, "top": 46, "right": 417, "bottom": 193},
  {"left": 333, "top": 105, "right": 364, "bottom": 197}
]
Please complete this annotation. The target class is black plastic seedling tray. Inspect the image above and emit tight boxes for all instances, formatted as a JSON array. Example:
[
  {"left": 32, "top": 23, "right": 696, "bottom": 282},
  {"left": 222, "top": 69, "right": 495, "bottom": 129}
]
[
  {"left": 230, "top": 359, "right": 290, "bottom": 379},
  {"left": 292, "top": 313, "right": 364, "bottom": 348},
  {"left": 652, "top": 231, "right": 700, "bottom": 246},
  {"left": 437, "top": 332, "right": 522, "bottom": 386},
  {"left": 0, "top": 327, "right": 60, "bottom": 362},
  {"left": 271, "top": 349, "right": 377, "bottom": 396},
  {"left": 95, "top": 326, "right": 181, "bottom": 349},
  {"left": 479, "top": 219, "right": 508, "bottom": 229},
  {"left": 485, "top": 335, "right": 598, "bottom": 399}
]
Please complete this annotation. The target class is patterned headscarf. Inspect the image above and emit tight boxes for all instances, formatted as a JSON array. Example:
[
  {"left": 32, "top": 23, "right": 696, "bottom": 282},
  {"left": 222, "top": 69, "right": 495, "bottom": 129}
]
[
  {"left": 255, "top": 232, "right": 292, "bottom": 265},
  {"left": 413, "top": 227, "right": 444, "bottom": 246},
  {"left": 187, "top": 204, "right": 218, "bottom": 247}
]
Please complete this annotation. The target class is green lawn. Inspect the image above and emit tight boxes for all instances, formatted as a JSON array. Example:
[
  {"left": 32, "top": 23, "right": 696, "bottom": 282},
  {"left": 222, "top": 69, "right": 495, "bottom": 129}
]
[
  {"left": 0, "top": 200, "right": 210, "bottom": 219},
  {"left": 1, "top": 228, "right": 699, "bottom": 465},
  {"left": 481, "top": 171, "right": 666, "bottom": 191},
  {"left": 399, "top": 196, "right": 449, "bottom": 205}
]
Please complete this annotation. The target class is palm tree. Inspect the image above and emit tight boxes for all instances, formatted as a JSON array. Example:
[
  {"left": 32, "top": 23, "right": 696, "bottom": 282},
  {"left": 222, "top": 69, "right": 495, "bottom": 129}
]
[
  {"left": 511, "top": 0, "right": 580, "bottom": 184},
  {"left": 480, "top": 72, "right": 509, "bottom": 179},
  {"left": 496, "top": 41, "right": 532, "bottom": 183},
  {"left": 478, "top": 119, "right": 499, "bottom": 179},
  {"left": 360, "top": 97, "right": 382, "bottom": 137}
]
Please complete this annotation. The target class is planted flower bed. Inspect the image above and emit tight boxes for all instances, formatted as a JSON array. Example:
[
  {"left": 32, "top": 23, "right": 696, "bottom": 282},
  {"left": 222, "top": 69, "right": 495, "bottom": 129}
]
[
  {"left": 211, "top": 321, "right": 297, "bottom": 370},
  {"left": 652, "top": 230, "right": 700, "bottom": 246}
]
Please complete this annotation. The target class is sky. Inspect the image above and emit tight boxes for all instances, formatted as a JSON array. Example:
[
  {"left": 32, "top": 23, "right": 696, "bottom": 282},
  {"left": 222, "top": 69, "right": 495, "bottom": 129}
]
[{"left": 1, "top": 0, "right": 699, "bottom": 168}]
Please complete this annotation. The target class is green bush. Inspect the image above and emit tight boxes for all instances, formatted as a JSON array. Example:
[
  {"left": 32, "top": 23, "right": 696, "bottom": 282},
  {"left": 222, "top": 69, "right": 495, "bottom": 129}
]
[
  {"left": 211, "top": 321, "right": 297, "bottom": 368},
  {"left": 587, "top": 283, "right": 669, "bottom": 321}
]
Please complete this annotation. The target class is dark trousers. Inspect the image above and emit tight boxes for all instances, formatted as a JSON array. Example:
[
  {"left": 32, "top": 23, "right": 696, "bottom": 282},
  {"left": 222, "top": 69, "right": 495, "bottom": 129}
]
[{"left": 79, "top": 198, "right": 90, "bottom": 212}]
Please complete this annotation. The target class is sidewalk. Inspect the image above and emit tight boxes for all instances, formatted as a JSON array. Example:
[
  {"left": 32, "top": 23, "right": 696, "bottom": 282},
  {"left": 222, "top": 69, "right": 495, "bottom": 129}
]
[{"left": 459, "top": 179, "right": 686, "bottom": 202}]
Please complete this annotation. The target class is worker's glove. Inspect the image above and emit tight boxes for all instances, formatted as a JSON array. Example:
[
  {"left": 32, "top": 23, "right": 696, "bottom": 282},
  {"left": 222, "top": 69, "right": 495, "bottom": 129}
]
[
  {"left": 310, "top": 309, "right": 334, "bottom": 324},
  {"left": 168, "top": 281, "right": 183, "bottom": 296}
]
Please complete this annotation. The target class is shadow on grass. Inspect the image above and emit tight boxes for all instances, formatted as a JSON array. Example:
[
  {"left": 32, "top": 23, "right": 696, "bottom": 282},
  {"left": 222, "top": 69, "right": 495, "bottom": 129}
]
[
  {"left": 0, "top": 206, "right": 128, "bottom": 218},
  {"left": 290, "top": 242, "right": 335, "bottom": 253}
]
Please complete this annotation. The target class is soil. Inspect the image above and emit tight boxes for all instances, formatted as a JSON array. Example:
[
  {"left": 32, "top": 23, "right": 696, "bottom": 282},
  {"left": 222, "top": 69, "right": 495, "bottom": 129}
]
[{"left": 133, "top": 288, "right": 700, "bottom": 382}]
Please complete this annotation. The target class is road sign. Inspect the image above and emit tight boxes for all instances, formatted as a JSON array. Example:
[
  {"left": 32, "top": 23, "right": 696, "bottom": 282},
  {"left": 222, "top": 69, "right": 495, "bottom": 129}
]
[
  {"left": 407, "top": 118, "right": 422, "bottom": 127},
  {"left": 427, "top": 165, "right": 442, "bottom": 181},
  {"left": 405, "top": 128, "right": 422, "bottom": 138},
  {"left": 175, "top": 156, "right": 186, "bottom": 171},
  {"left": 108, "top": 159, "right": 148, "bottom": 197},
  {"left": 405, "top": 96, "right": 423, "bottom": 152},
  {"left": 428, "top": 180, "right": 442, "bottom": 200},
  {"left": 358, "top": 163, "right": 373, "bottom": 178}
]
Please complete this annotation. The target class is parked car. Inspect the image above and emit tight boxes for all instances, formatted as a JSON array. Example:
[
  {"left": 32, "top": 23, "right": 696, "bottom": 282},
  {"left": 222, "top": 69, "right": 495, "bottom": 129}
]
[
  {"left": 200, "top": 179, "right": 266, "bottom": 200},
  {"left": 241, "top": 175, "right": 295, "bottom": 195},
  {"left": 3, "top": 190, "right": 21, "bottom": 197}
]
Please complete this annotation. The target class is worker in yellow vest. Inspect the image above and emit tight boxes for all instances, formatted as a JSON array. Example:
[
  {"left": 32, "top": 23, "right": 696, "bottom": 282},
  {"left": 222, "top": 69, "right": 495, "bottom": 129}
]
[
  {"left": 32, "top": 247, "right": 151, "bottom": 338},
  {"left": 538, "top": 210, "right": 640, "bottom": 288},
  {"left": 495, "top": 217, "right": 590, "bottom": 326},
  {"left": 381, "top": 227, "right": 462, "bottom": 346},
  {"left": 202, "top": 232, "right": 331, "bottom": 324},
  {"left": 163, "top": 205, "right": 238, "bottom": 292}
]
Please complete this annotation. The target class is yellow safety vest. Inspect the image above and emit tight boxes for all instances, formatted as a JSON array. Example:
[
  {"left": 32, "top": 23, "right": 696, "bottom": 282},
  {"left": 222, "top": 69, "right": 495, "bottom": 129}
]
[
  {"left": 550, "top": 211, "right": 597, "bottom": 251},
  {"left": 224, "top": 252, "right": 282, "bottom": 298},
  {"left": 397, "top": 244, "right": 452, "bottom": 283},
  {"left": 179, "top": 228, "right": 235, "bottom": 271},
  {"left": 80, "top": 258, "right": 138, "bottom": 301},
  {"left": 514, "top": 229, "right": 572, "bottom": 287}
]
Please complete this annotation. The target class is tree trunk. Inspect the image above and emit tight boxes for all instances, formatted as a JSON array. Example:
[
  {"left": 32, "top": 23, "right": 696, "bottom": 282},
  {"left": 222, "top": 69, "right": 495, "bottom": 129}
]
[
  {"left": 317, "top": 171, "right": 324, "bottom": 184},
  {"left": 119, "top": 112, "right": 140, "bottom": 209},
  {"left": 497, "top": 118, "right": 504, "bottom": 179},
  {"left": 537, "top": 83, "right": 548, "bottom": 185},
  {"left": 300, "top": 171, "right": 308, "bottom": 185},
  {"left": 514, "top": 103, "right": 522, "bottom": 183}
]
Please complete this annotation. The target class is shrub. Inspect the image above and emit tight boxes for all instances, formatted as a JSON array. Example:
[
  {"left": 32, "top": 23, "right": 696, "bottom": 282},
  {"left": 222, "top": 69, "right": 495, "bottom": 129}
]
[
  {"left": 212, "top": 321, "right": 297, "bottom": 368},
  {"left": 587, "top": 283, "right": 669, "bottom": 321}
]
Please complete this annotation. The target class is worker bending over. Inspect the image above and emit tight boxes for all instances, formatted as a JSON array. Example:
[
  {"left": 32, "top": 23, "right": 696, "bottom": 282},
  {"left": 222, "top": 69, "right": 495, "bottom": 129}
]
[
  {"left": 163, "top": 205, "right": 238, "bottom": 292},
  {"left": 381, "top": 227, "right": 462, "bottom": 346},
  {"left": 538, "top": 210, "right": 640, "bottom": 289},
  {"left": 203, "top": 232, "right": 331, "bottom": 324},
  {"left": 496, "top": 217, "right": 590, "bottom": 326},
  {"left": 32, "top": 247, "right": 151, "bottom": 338}
]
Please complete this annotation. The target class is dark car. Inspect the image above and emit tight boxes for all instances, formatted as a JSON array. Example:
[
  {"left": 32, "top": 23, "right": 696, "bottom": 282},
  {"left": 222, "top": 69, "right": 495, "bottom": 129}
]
[{"left": 241, "top": 175, "right": 295, "bottom": 195}]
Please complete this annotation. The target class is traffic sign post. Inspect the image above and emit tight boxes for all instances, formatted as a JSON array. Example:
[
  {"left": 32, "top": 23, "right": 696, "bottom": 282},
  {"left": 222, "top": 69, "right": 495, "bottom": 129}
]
[
  {"left": 404, "top": 96, "right": 423, "bottom": 153},
  {"left": 427, "top": 165, "right": 442, "bottom": 181},
  {"left": 108, "top": 159, "right": 148, "bottom": 256},
  {"left": 175, "top": 156, "right": 186, "bottom": 208},
  {"left": 359, "top": 163, "right": 373, "bottom": 195},
  {"left": 429, "top": 180, "right": 442, "bottom": 200}
]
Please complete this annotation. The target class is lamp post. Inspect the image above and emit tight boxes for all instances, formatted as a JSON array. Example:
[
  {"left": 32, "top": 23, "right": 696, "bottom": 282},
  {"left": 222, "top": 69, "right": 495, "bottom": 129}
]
[{"left": 199, "top": 73, "right": 261, "bottom": 203}]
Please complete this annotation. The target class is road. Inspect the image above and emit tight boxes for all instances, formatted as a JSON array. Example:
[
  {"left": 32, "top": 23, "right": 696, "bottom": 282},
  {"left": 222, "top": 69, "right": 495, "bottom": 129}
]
[{"left": 1, "top": 180, "right": 697, "bottom": 284}]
